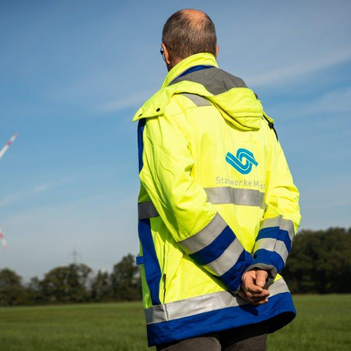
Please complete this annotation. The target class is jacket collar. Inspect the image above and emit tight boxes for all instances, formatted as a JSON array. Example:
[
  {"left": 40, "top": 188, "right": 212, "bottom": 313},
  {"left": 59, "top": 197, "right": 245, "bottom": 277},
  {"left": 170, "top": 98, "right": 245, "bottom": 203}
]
[
  {"left": 132, "top": 53, "right": 218, "bottom": 121},
  {"left": 161, "top": 53, "right": 218, "bottom": 88}
]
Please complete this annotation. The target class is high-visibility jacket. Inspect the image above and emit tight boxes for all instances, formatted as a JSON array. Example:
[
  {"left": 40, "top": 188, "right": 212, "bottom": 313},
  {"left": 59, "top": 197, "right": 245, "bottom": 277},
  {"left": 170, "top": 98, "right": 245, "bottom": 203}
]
[{"left": 133, "top": 53, "right": 301, "bottom": 347}]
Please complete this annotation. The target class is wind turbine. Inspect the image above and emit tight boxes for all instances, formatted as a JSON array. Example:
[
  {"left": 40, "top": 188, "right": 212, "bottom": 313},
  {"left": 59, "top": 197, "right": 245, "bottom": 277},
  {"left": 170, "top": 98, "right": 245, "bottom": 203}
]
[{"left": 0, "top": 133, "right": 19, "bottom": 249}]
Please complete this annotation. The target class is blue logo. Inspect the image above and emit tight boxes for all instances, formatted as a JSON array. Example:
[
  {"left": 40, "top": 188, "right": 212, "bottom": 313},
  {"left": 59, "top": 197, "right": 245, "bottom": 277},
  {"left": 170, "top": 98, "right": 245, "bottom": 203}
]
[{"left": 226, "top": 148, "right": 258, "bottom": 174}]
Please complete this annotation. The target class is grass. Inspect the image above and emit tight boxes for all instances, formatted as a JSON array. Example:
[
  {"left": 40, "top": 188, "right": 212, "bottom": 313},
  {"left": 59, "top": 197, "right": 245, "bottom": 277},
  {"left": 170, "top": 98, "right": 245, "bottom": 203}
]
[
  {"left": 0, "top": 302, "right": 147, "bottom": 351},
  {"left": 268, "top": 294, "right": 351, "bottom": 351},
  {"left": 0, "top": 295, "right": 350, "bottom": 350}
]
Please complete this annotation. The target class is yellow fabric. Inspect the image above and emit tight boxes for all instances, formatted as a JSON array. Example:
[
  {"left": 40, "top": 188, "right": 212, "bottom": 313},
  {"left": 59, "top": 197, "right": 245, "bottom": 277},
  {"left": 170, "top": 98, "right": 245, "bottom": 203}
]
[
  {"left": 135, "top": 53, "right": 301, "bottom": 308},
  {"left": 133, "top": 53, "right": 264, "bottom": 132}
]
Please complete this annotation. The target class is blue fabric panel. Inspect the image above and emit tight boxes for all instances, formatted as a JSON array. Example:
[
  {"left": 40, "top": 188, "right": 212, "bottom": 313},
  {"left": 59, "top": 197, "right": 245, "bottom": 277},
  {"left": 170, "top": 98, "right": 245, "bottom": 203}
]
[
  {"left": 190, "top": 226, "right": 235, "bottom": 265},
  {"left": 170, "top": 65, "right": 215, "bottom": 84},
  {"left": 277, "top": 229, "right": 292, "bottom": 251},
  {"left": 137, "top": 118, "right": 146, "bottom": 173},
  {"left": 146, "top": 292, "right": 295, "bottom": 346},
  {"left": 256, "top": 226, "right": 279, "bottom": 241},
  {"left": 221, "top": 250, "right": 254, "bottom": 292},
  {"left": 138, "top": 219, "right": 162, "bottom": 305},
  {"left": 136, "top": 256, "right": 144, "bottom": 265},
  {"left": 254, "top": 249, "right": 285, "bottom": 273}
]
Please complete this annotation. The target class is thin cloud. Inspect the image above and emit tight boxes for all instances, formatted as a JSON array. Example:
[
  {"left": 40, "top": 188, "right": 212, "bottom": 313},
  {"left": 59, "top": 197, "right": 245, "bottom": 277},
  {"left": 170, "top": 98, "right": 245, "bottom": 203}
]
[
  {"left": 100, "top": 89, "right": 155, "bottom": 112},
  {"left": 0, "top": 178, "right": 74, "bottom": 207},
  {"left": 101, "top": 49, "right": 351, "bottom": 112},
  {"left": 0, "top": 194, "right": 21, "bottom": 208},
  {"left": 32, "top": 184, "right": 52, "bottom": 194},
  {"left": 247, "top": 48, "right": 351, "bottom": 87},
  {"left": 302, "top": 86, "right": 351, "bottom": 115},
  {"left": 268, "top": 85, "right": 351, "bottom": 120},
  {"left": 32, "top": 178, "right": 73, "bottom": 194}
]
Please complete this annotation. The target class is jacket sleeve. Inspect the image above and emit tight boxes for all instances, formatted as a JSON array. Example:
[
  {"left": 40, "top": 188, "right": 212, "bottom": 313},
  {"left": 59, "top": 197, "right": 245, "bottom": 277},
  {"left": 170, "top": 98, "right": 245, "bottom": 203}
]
[
  {"left": 138, "top": 112, "right": 253, "bottom": 293},
  {"left": 246, "top": 138, "right": 301, "bottom": 286}
]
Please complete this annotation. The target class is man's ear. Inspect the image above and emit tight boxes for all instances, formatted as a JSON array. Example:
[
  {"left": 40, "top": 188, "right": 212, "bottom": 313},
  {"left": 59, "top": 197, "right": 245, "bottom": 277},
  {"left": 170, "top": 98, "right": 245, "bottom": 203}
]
[
  {"left": 161, "top": 43, "right": 172, "bottom": 65},
  {"left": 215, "top": 45, "right": 219, "bottom": 58}
]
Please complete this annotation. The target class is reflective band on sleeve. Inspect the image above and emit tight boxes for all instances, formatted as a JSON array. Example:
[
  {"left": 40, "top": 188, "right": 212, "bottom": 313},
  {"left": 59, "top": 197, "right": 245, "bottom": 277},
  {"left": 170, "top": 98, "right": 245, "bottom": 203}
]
[
  {"left": 257, "top": 216, "right": 295, "bottom": 264},
  {"left": 274, "top": 240, "right": 289, "bottom": 263},
  {"left": 280, "top": 218, "right": 295, "bottom": 242},
  {"left": 260, "top": 216, "right": 295, "bottom": 241},
  {"left": 138, "top": 202, "right": 159, "bottom": 220},
  {"left": 260, "top": 216, "right": 282, "bottom": 230},
  {"left": 179, "top": 213, "right": 227, "bottom": 254},
  {"left": 204, "top": 187, "right": 265, "bottom": 208},
  {"left": 204, "top": 238, "right": 244, "bottom": 276},
  {"left": 144, "top": 278, "right": 289, "bottom": 324},
  {"left": 254, "top": 238, "right": 289, "bottom": 264},
  {"left": 254, "top": 238, "right": 276, "bottom": 252}
]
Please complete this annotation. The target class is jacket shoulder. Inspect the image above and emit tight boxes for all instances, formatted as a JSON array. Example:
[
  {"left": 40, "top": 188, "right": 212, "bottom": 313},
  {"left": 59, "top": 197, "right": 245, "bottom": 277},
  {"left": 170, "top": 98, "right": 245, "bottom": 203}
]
[{"left": 165, "top": 93, "right": 214, "bottom": 116}]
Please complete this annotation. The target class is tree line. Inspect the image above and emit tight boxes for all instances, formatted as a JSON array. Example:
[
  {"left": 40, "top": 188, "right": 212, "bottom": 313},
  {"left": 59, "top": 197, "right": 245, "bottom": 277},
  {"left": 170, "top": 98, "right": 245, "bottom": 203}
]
[
  {"left": 0, "top": 227, "right": 350, "bottom": 306},
  {"left": 0, "top": 254, "right": 141, "bottom": 306},
  {"left": 283, "top": 227, "right": 351, "bottom": 294}
]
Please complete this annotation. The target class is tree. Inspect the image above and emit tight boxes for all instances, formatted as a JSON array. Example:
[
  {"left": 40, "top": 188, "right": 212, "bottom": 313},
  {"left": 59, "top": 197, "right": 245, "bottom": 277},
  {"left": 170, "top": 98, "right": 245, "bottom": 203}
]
[
  {"left": 110, "top": 254, "right": 141, "bottom": 301},
  {"left": 91, "top": 270, "right": 113, "bottom": 302},
  {"left": 41, "top": 264, "right": 93, "bottom": 303},
  {"left": 284, "top": 227, "right": 351, "bottom": 293},
  {"left": 26, "top": 276, "right": 44, "bottom": 305},
  {"left": 0, "top": 268, "right": 26, "bottom": 306}
]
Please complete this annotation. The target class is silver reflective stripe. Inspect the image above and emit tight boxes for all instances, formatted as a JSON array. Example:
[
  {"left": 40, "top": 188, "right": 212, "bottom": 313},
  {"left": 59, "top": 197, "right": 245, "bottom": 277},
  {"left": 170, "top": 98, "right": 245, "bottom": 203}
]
[
  {"left": 182, "top": 93, "right": 212, "bottom": 107},
  {"left": 261, "top": 215, "right": 295, "bottom": 241},
  {"left": 138, "top": 202, "right": 159, "bottom": 220},
  {"left": 204, "top": 187, "right": 265, "bottom": 209},
  {"left": 204, "top": 238, "right": 244, "bottom": 276},
  {"left": 260, "top": 216, "right": 295, "bottom": 242},
  {"left": 144, "top": 278, "right": 289, "bottom": 324},
  {"left": 205, "top": 187, "right": 232, "bottom": 203},
  {"left": 138, "top": 187, "right": 266, "bottom": 219},
  {"left": 255, "top": 238, "right": 276, "bottom": 252},
  {"left": 179, "top": 213, "right": 227, "bottom": 255},
  {"left": 254, "top": 238, "right": 289, "bottom": 264},
  {"left": 260, "top": 216, "right": 282, "bottom": 230},
  {"left": 280, "top": 219, "right": 295, "bottom": 242},
  {"left": 275, "top": 241, "right": 289, "bottom": 263}
]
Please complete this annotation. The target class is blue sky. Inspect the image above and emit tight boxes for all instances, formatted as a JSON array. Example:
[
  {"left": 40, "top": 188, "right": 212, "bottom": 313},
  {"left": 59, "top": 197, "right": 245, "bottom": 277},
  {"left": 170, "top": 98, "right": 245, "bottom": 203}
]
[{"left": 1, "top": 0, "right": 350, "bottom": 280}]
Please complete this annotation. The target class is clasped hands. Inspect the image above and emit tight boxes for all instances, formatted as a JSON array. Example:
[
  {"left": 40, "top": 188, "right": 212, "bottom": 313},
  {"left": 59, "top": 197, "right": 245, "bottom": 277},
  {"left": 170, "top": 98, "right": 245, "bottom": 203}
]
[{"left": 238, "top": 269, "right": 270, "bottom": 305}]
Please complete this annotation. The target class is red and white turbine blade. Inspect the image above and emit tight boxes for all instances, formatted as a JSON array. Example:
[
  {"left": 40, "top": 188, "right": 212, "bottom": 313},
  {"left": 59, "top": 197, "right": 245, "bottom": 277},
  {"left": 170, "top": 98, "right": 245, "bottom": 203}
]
[
  {"left": 0, "top": 132, "right": 18, "bottom": 161},
  {"left": 0, "top": 225, "right": 8, "bottom": 249}
]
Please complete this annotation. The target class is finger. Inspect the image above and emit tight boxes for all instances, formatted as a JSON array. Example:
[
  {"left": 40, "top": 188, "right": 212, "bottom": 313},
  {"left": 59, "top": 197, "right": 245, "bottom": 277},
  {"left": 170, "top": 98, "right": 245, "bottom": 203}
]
[
  {"left": 248, "top": 294, "right": 270, "bottom": 304},
  {"left": 245, "top": 288, "right": 270, "bottom": 299},
  {"left": 250, "top": 293, "right": 270, "bottom": 302},
  {"left": 242, "top": 272, "right": 256, "bottom": 284},
  {"left": 244, "top": 281, "right": 263, "bottom": 294},
  {"left": 250, "top": 290, "right": 270, "bottom": 298},
  {"left": 238, "top": 291, "right": 269, "bottom": 305},
  {"left": 246, "top": 297, "right": 268, "bottom": 306},
  {"left": 254, "top": 298, "right": 269, "bottom": 305},
  {"left": 255, "top": 270, "right": 268, "bottom": 288},
  {"left": 242, "top": 274, "right": 262, "bottom": 294}
]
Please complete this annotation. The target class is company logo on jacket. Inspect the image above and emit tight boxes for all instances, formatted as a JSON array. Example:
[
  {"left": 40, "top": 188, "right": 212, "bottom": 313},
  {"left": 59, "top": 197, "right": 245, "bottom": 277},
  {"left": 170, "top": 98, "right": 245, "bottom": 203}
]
[{"left": 226, "top": 148, "right": 258, "bottom": 174}]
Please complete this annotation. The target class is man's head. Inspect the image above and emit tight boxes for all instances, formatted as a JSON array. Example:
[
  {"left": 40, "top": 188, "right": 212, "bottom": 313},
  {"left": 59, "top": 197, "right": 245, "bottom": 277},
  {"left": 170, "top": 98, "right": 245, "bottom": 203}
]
[{"left": 161, "top": 9, "right": 218, "bottom": 71}]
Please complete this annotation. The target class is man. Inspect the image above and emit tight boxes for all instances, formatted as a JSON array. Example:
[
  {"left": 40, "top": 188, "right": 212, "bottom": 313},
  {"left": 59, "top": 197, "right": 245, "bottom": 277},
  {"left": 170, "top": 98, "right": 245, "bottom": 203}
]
[{"left": 133, "top": 9, "right": 301, "bottom": 350}]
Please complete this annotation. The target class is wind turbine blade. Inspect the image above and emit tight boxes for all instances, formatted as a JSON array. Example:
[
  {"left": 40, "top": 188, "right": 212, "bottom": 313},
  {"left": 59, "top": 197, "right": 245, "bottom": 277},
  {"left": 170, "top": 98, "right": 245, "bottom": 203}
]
[
  {"left": 0, "top": 132, "right": 19, "bottom": 161},
  {"left": 0, "top": 225, "right": 8, "bottom": 249}
]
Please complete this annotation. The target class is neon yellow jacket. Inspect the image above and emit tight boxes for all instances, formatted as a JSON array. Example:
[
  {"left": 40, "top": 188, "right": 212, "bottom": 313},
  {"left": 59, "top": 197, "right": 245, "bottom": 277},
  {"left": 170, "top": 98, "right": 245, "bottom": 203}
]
[{"left": 133, "top": 53, "right": 301, "bottom": 346}]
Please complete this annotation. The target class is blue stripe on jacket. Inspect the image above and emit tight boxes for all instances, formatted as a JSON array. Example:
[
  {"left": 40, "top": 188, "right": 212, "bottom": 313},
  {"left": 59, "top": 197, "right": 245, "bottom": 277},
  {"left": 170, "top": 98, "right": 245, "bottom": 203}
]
[{"left": 146, "top": 292, "right": 295, "bottom": 346}]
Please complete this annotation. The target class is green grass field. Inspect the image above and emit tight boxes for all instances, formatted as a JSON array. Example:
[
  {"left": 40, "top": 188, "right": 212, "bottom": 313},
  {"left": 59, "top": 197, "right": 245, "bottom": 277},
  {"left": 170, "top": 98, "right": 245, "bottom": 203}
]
[{"left": 0, "top": 295, "right": 350, "bottom": 350}]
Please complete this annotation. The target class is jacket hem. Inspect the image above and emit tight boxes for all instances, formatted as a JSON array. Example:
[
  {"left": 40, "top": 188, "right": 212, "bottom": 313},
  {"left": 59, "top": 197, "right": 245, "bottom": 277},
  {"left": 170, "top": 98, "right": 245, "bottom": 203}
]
[{"left": 146, "top": 291, "right": 295, "bottom": 347}]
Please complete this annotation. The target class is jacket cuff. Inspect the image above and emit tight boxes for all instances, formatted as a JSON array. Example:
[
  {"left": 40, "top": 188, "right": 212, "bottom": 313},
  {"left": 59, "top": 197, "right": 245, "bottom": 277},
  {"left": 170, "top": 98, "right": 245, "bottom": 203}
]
[{"left": 244, "top": 263, "right": 277, "bottom": 289}]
